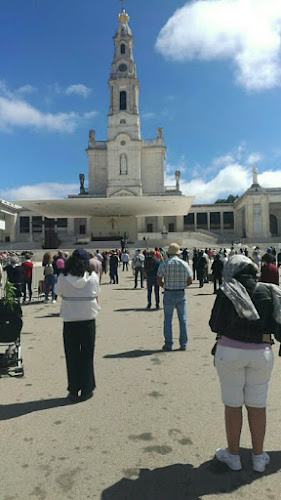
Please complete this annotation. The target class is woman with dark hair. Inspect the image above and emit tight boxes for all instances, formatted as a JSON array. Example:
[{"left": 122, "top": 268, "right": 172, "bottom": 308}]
[
  {"left": 260, "top": 252, "right": 279, "bottom": 285},
  {"left": 209, "top": 255, "right": 281, "bottom": 473},
  {"left": 42, "top": 252, "right": 56, "bottom": 303},
  {"left": 56, "top": 248, "right": 100, "bottom": 403}
]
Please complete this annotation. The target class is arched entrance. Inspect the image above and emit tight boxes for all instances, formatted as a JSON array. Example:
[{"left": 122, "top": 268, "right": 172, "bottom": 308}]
[{"left": 270, "top": 214, "right": 278, "bottom": 236}]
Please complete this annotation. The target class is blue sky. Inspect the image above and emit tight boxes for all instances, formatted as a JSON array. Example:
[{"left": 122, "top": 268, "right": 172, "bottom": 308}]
[{"left": 1, "top": 0, "right": 281, "bottom": 204}]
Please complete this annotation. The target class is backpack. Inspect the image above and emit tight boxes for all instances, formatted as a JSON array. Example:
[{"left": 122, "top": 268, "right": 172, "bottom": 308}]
[
  {"left": 144, "top": 256, "right": 157, "bottom": 274},
  {"left": 134, "top": 255, "right": 143, "bottom": 268},
  {"left": 44, "top": 264, "right": 54, "bottom": 276}
]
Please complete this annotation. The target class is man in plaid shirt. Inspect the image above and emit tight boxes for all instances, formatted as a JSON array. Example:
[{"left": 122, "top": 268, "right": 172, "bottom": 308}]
[{"left": 157, "top": 243, "right": 192, "bottom": 351}]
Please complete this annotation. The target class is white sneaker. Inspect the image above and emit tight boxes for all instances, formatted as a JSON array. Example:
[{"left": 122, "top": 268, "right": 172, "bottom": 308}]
[
  {"left": 52, "top": 300, "right": 57, "bottom": 304},
  {"left": 252, "top": 452, "right": 270, "bottom": 472},
  {"left": 215, "top": 448, "right": 242, "bottom": 470}
]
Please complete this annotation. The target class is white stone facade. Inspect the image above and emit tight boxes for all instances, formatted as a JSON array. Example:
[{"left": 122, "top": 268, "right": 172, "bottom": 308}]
[{"left": 87, "top": 9, "right": 166, "bottom": 201}]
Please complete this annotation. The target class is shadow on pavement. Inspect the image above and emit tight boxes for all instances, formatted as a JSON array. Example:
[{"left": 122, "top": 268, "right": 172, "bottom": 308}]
[
  {"left": 0, "top": 397, "right": 70, "bottom": 420},
  {"left": 114, "top": 308, "right": 150, "bottom": 312},
  {"left": 104, "top": 349, "right": 164, "bottom": 359},
  {"left": 102, "top": 449, "right": 281, "bottom": 500},
  {"left": 34, "top": 313, "right": 60, "bottom": 318}
]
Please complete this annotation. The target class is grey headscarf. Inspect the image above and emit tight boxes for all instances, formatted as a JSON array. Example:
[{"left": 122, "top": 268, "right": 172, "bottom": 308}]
[
  {"left": 221, "top": 255, "right": 281, "bottom": 323},
  {"left": 220, "top": 255, "right": 260, "bottom": 320}
]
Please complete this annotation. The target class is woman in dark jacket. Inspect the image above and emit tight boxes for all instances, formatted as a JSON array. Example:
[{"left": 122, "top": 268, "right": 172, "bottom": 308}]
[
  {"left": 4, "top": 256, "right": 24, "bottom": 298},
  {"left": 209, "top": 255, "right": 280, "bottom": 473},
  {"left": 211, "top": 254, "right": 224, "bottom": 294}
]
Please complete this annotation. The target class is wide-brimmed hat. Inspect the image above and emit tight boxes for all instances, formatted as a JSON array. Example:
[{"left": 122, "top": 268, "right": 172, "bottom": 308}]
[
  {"left": 72, "top": 247, "right": 89, "bottom": 261},
  {"left": 167, "top": 243, "right": 181, "bottom": 255}
]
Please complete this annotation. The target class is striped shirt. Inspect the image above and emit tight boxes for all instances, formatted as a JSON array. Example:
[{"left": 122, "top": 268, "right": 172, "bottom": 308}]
[{"left": 157, "top": 256, "right": 192, "bottom": 290}]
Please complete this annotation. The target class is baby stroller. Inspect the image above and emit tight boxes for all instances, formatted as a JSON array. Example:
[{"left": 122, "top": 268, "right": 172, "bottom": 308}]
[{"left": 0, "top": 298, "right": 24, "bottom": 377}]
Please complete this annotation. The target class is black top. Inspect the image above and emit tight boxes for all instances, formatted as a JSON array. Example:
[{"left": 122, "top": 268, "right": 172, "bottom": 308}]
[{"left": 209, "top": 273, "right": 278, "bottom": 344}]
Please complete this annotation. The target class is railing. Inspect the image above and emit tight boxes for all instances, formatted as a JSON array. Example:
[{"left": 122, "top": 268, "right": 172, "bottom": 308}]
[{"left": 0, "top": 263, "right": 45, "bottom": 300}]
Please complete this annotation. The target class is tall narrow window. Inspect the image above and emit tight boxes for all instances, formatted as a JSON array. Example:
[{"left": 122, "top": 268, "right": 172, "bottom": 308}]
[
  {"left": 120, "top": 91, "right": 127, "bottom": 110},
  {"left": 120, "top": 43, "right": 125, "bottom": 54}
]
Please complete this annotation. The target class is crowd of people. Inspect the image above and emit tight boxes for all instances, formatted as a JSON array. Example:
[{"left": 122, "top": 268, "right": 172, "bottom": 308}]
[{"left": 1, "top": 241, "right": 281, "bottom": 473}]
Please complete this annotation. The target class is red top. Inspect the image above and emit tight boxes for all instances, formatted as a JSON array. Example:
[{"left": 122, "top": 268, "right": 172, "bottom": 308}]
[
  {"left": 260, "top": 263, "right": 279, "bottom": 286},
  {"left": 22, "top": 260, "right": 33, "bottom": 279}
]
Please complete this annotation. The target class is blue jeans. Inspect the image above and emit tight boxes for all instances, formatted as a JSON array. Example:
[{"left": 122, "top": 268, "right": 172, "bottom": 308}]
[
  {"left": 44, "top": 274, "right": 56, "bottom": 301},
  {"left": 147, "top": 275, "right": 160, "bottom": 307},
  {"left": 163, "top": 290, "right": 188, "bottom": 348},
  {"left": 134, "top": 267, "right": 144, "bottom": 287}
]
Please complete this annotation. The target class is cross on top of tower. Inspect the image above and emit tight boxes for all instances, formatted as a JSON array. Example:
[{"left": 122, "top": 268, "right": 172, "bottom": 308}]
[{"left": 120, "top": 0, "right": 126, "bottom": 11}]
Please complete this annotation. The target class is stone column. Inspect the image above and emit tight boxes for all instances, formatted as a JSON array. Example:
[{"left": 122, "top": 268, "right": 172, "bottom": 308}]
[
  {"left": 157, "top": 216, "right": 164, "bottom": 232},
  {"left": 176, "top": 215, "right": 184, "bottom": 232},
  {"left": 194, "top": 213, "right": 197, "bottom": 232},
  {"left": 207, "top": 212, "right": 210, "bottom": 232},
  {"left": 29, "top": 216, "right": 33, "bottom": 243},
  {"left": 137, "top": 216, "right": 145, "bottom": 233},
  {"left": 220, "top": 212, "right": 224, "bottom": 233},
  {"left": 7, "top": 214, "right": 17, "bottom": 243},
  {"left": 42, "top": 217, "right": 46, "bottom": 241}
]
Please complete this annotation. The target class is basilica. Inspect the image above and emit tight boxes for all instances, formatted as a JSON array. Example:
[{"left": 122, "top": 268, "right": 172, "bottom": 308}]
[{"left": 1, "top": 8, "right": 281, "bottom": 246}]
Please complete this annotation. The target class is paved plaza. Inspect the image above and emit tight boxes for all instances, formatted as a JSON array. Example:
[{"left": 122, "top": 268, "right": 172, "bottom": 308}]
[{"left": 1, "top": 269, "right": 281, "bottom": 500}]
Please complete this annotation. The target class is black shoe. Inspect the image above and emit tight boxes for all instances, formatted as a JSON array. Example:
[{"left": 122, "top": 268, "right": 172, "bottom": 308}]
[
  {"left": 81, "top": 391, "right": 94, "bottom": 402},
  {"left": 146, "top": 305, "right": 151, "bottom": 310},
  {"left": 67, "top": 392, "right": 79, "bottom": 404},
  {"left": 156, "top": 305, "right": 160, "bottom": 310},
  {"left": 162, "top": 344, "right": 172, "bottom": 351},
  {"left": 179, "top": 346, "right": 187, "bottom": 351}
]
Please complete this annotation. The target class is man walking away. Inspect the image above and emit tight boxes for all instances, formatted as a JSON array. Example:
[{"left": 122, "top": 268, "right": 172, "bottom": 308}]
[
  {"left": 22, "top": 253, "right": 34, "bottom": 302},
  {"left": 144, "top": 250, "right": 160, "bottom": 309},
  {"left": 157, "top": 243, "right": 192, "bottom": 351},
  {"left": 133, "top": 249, "right": 145, "bottom": 288},
  {"left": 109, "top": 250, "right": 119, "bottom": 284},
  {"left": 121, "top": 250, "right": 130, "bottom": 271}
]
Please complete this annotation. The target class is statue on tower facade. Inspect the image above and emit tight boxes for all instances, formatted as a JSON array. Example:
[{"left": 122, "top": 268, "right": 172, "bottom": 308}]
[{"left": 79, "top": 173, "right": 85, "bottom": 194}]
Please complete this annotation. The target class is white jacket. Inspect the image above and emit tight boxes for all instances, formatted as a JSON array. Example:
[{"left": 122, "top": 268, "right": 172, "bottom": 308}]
[{"left": 56, "top": 272, "right": 100, "bottom": 322}]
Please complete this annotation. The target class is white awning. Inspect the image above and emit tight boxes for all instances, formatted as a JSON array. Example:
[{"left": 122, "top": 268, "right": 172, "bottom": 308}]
[{"left": 17, "top": 195, "right": 194, "bottom": 218}]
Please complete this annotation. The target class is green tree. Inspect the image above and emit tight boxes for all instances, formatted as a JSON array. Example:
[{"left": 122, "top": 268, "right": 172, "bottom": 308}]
[{"left": 215, "top": 194, "right": 239, "bottom": 204}]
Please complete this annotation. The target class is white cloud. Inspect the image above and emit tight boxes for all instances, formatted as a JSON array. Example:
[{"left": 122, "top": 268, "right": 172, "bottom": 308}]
[
  {"left": 0, "top": 96, "right": 79, "bottom": 132},
  {"left": 246, "top": 152, "right": 263, "bottom": 165},
  {"left": 165, "top": 143, "right": 281, "bottom": 202},
  {"left": 259, "top": 170, "right": 281, "bottom": 186},
  {"left": 65, "top": 84, "right": 92, "bottom": 98},
  {"left": 156, "top": 0, "right": 281, "bottom": 90},
  {"left": 0, "top": 183, "right": 78, "bottom": 202},
  {"left": 0, "top": 82, "right": 97, "bottom": 133},
  {"left": 16, "top": 84, "right": 37, "bottom": 95},
  {"left": 142, "top": 112, "right": 157, "bottom": 119},
  {"left": 166, "top": 163, "right": 251, "bottom": 203},
  {"left": 212, "top": 154, "right": 234, "bottom": 167}
]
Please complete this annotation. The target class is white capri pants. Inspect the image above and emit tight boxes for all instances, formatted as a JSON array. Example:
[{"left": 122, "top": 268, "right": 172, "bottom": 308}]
[{"left": 215, "top": 344, "right": 274, "bottom": 408}]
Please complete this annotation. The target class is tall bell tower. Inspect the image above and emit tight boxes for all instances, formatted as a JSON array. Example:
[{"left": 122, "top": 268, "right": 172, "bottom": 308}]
[{"left": 107, "top": 8, "right": 141, "bottom": 141}]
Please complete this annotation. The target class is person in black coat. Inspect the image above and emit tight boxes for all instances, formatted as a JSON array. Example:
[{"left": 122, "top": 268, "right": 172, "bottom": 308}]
[
  {"left": 4, "top": 256, "right": 24, "bottom": 298},
  {"left": 211, "top": 254, "right": 224, "bottom": 293}
]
